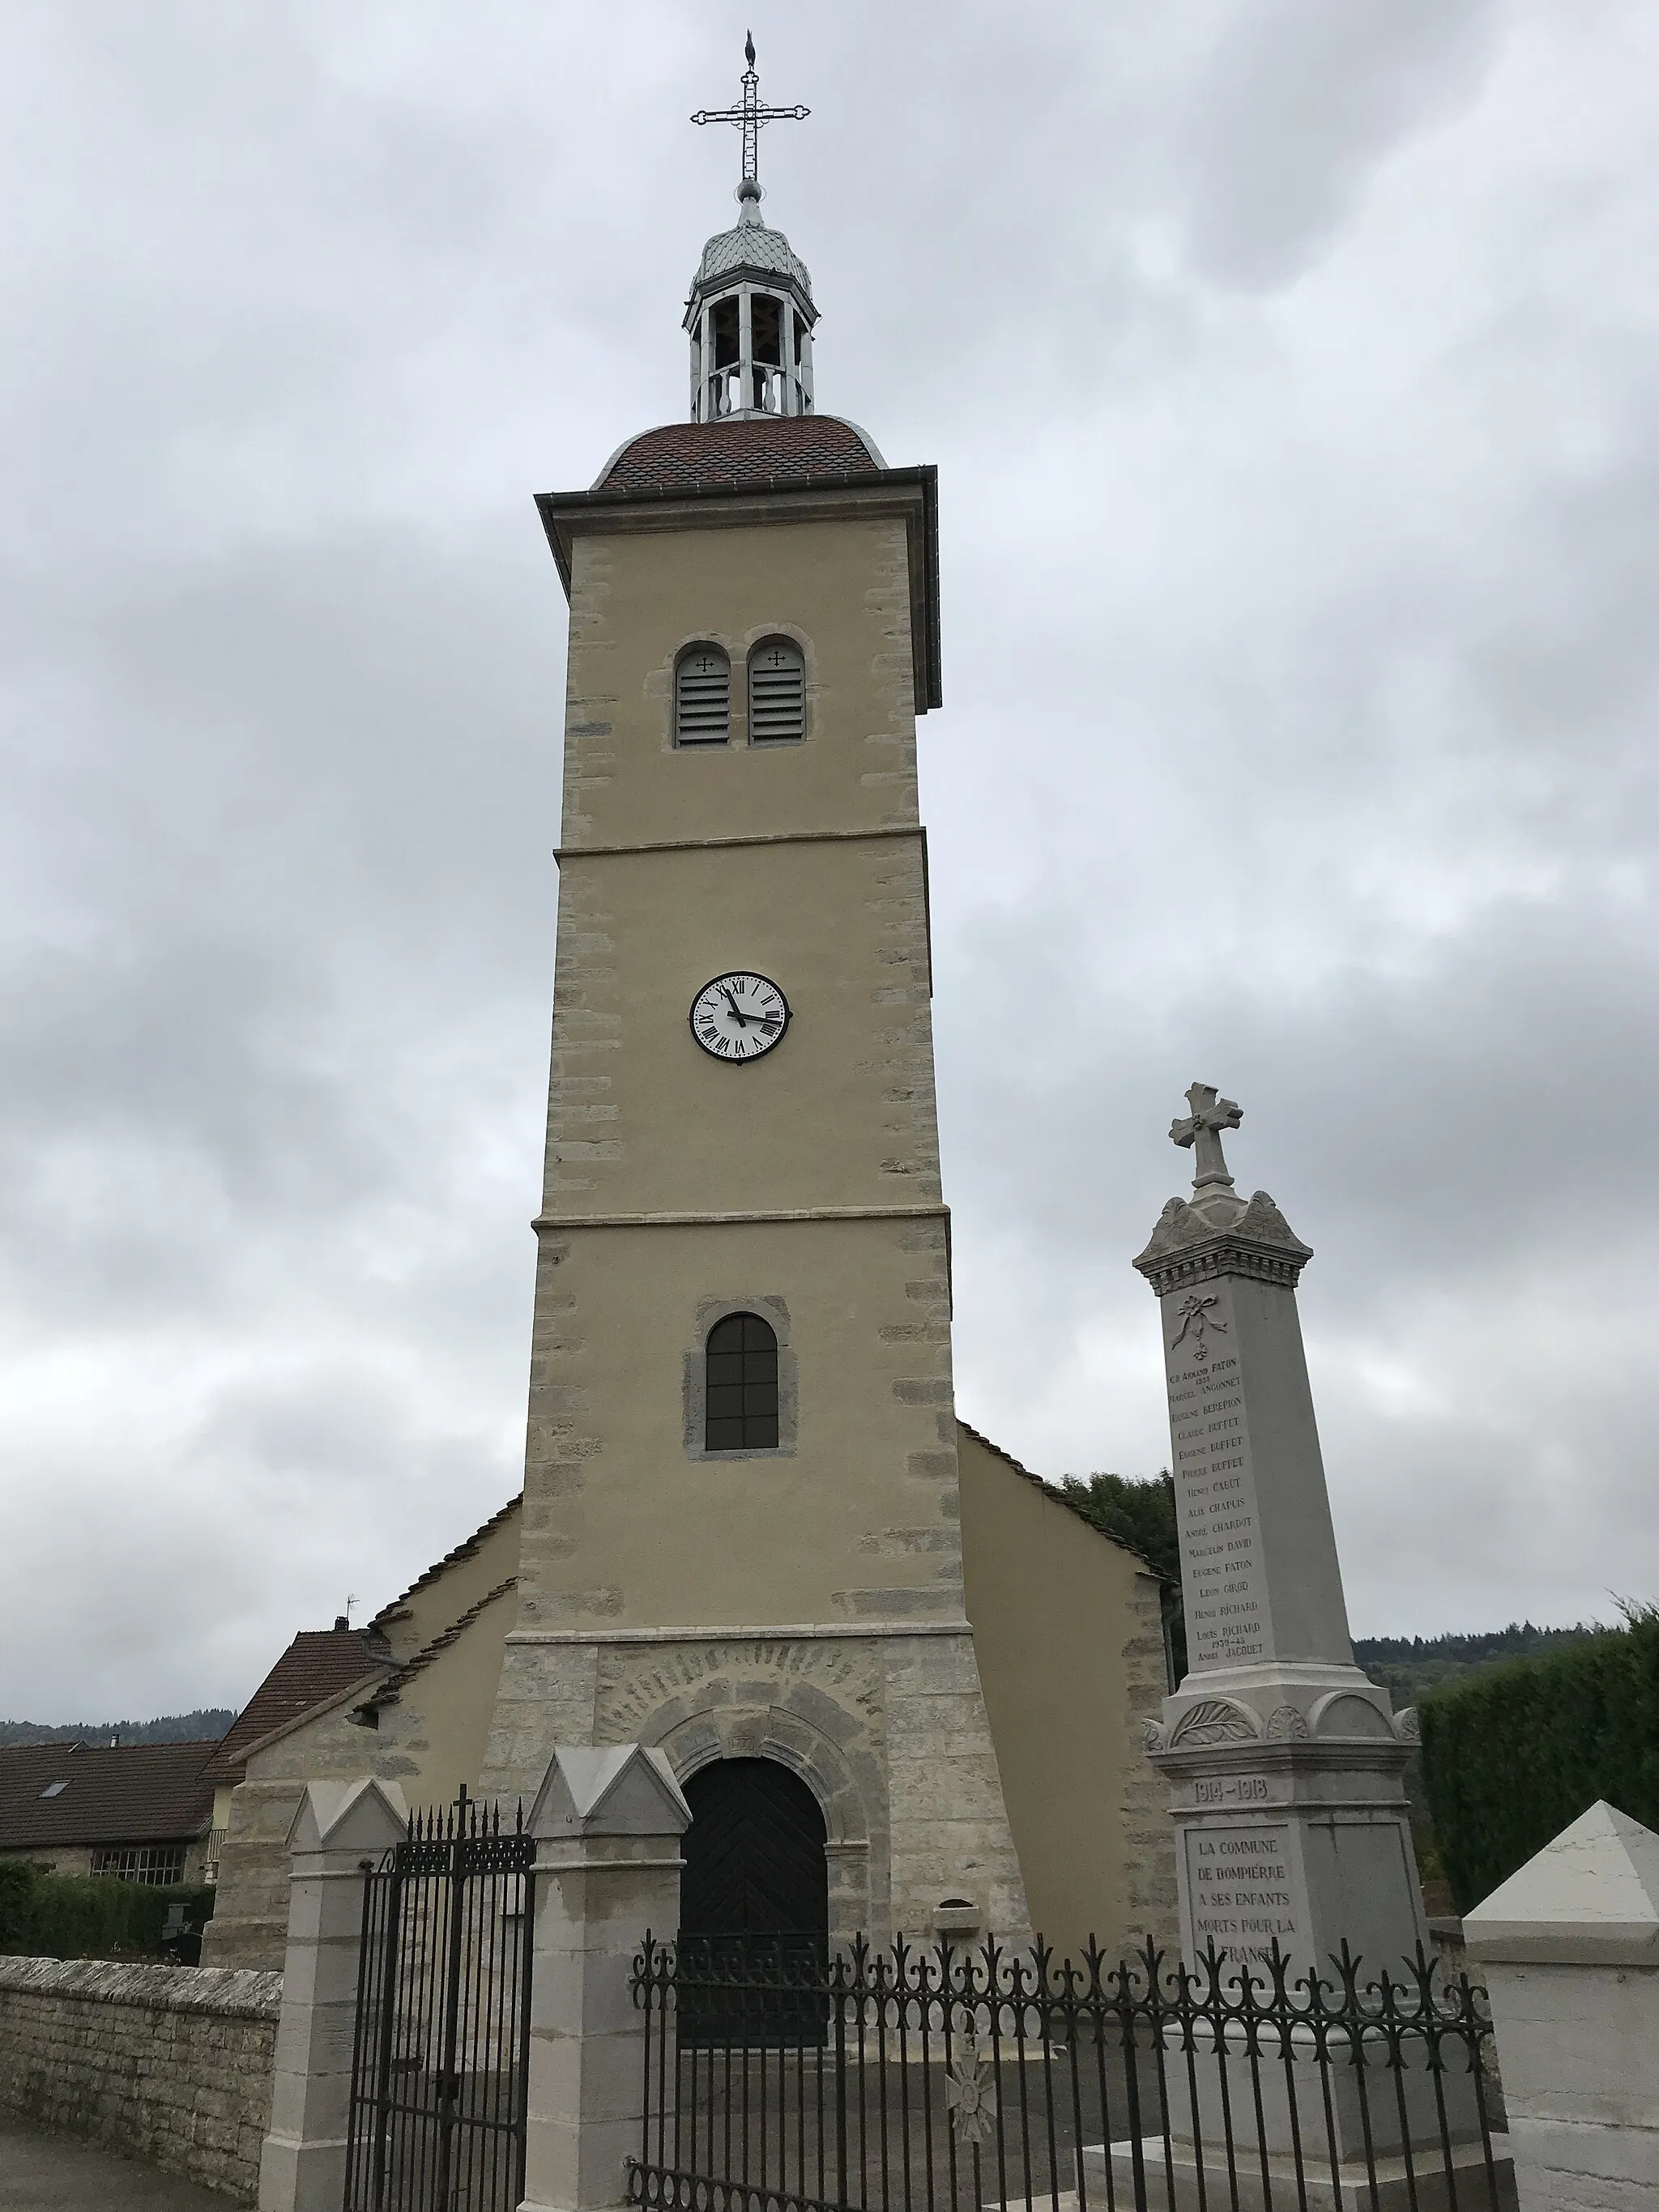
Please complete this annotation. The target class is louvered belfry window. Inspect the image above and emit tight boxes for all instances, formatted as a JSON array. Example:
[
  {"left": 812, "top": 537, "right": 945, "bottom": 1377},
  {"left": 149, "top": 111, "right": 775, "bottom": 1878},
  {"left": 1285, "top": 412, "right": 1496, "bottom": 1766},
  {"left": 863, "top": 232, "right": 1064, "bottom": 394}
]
[
  {"left": 748, "top": 637, "right": 806, "bottom": 744},
  {"left": 705, "top": 1311, "right": 779, "bottom": 1451},
  {"left": 676, "top": 645, "right": 731, "bottom": 744}
]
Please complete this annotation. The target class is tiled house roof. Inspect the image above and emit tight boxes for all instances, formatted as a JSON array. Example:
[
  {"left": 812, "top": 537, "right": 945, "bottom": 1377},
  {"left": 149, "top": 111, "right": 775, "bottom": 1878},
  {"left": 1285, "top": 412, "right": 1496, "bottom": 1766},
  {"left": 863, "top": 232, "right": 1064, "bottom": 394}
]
[
  {"left": 596, "top": 416, "right": 884, "bottom": 495},
  {"left": 200, "top": 1628, "right": 391, "bottom": 1784},
  {"left": 0, "top": 1741, "right": 219, "bottom": 1852}
]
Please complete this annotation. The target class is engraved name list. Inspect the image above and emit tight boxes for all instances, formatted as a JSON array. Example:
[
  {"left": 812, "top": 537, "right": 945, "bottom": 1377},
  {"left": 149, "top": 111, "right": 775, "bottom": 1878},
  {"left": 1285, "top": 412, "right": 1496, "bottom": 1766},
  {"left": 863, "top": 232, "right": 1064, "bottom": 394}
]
[{"left": 1166, "top": 1284, "right": 1269, "bottom": 1670}]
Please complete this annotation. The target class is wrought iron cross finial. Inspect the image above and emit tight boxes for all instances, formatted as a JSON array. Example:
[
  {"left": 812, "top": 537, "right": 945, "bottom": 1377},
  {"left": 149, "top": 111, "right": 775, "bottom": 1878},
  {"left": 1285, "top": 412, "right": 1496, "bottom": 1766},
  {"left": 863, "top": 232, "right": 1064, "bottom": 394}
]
[
  {"left": 691, "top": 32, "right": 809, "bottom": 192},
  {"left": 1170, "top": 1082, "right": 1243, "bottom": 1191}
]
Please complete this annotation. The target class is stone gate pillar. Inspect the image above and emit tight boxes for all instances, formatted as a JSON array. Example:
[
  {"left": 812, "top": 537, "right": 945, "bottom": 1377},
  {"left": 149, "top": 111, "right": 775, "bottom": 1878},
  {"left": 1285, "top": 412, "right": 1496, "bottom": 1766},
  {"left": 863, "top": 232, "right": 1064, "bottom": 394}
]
[
  {"left": 1466, "top": 1800, "right": 1659, "bottom": 2212},
  {"left": 519, "top": 1745, "right": 692, "bottom": 2212},
  {"left": 258, "top": 1776, "right": 409, "bottom": 2212}
]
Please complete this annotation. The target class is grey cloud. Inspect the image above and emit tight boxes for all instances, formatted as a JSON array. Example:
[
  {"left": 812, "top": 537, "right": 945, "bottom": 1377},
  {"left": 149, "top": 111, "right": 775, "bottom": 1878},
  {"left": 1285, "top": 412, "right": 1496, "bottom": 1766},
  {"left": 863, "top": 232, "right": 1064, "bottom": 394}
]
[
  {"left": 1, "top": 1, "right": 1656, "bottom": 1717},
  {"left": 1172, "top": 0, "right": 1501, "bottom": 288}
]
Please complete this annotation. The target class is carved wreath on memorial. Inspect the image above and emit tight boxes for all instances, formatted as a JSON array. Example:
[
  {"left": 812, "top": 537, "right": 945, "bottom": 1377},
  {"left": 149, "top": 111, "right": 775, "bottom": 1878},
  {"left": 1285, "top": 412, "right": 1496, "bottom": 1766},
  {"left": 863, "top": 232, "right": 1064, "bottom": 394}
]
[
  {"left": 1170, "top": 1292, "right": 1226, "bottom": 1361},
  {"left": 945, "top": 2022, "right": 996, "bottom": 2146}
]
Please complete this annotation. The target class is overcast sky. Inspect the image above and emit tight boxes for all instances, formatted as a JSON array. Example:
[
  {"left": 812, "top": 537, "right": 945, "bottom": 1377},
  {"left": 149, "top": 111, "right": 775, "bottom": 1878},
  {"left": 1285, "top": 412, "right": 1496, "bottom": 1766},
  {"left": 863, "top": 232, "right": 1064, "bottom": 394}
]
[{"left": 2, "top": 2, "right": 1656, "bottom": 1721}]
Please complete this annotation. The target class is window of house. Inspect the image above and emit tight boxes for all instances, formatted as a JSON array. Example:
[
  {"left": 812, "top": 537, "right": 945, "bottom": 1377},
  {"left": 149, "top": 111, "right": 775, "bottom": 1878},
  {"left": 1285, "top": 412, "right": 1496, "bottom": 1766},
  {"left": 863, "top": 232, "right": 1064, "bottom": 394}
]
[
  {"left": 748, "top": 637, "right": 806, "bottom": 744},
  {"left": 705, "top": 1311, "right": 779, "bottom": 1450},
  {"left": 676, "top": 644, "right": 731, "bottom": 744},
  {"left": 91, "top": 1844, "right": 188, "bottom": 1886},
  {"left": 38, "top": 1780, "right": 68, "bottom": 1799}
]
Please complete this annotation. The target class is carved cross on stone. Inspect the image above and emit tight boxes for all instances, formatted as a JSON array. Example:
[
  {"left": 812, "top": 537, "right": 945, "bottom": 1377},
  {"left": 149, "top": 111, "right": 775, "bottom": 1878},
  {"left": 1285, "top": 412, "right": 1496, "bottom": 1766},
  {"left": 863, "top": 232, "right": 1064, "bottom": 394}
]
[{"left": 1170, "top": 1082, "right": 1242, "bottom": 1191}]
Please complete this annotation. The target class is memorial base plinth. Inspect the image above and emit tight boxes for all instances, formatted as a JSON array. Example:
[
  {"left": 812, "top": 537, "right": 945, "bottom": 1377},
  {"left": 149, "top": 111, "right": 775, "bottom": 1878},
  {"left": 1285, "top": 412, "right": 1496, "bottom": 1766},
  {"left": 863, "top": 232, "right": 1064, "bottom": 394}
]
[{"left": 1087, "top": 2134, "right": 1516, "bottom": 2212}]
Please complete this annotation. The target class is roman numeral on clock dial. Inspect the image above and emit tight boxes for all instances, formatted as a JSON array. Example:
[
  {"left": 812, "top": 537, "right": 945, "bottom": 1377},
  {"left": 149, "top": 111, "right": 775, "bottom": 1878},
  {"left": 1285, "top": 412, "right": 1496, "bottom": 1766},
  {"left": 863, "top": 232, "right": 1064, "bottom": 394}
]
[{"left": 689, "top": 971, "right": 791, "bottom": 1062}]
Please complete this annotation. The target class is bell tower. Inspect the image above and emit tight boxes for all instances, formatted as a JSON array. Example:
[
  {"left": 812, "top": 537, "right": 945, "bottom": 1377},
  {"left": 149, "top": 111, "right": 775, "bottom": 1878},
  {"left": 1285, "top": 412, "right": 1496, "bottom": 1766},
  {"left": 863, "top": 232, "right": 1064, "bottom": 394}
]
[{"left": 480, "top": 45, "right": 1030, "bottom": 1946}]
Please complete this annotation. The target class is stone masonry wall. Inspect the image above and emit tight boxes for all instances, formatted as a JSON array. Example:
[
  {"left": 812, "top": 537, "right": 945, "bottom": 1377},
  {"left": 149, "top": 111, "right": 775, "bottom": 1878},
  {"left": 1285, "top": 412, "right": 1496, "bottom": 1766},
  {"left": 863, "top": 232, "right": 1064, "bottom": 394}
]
[{"left": 0, "top": 1957, "right": 280, "bottom": 2206}]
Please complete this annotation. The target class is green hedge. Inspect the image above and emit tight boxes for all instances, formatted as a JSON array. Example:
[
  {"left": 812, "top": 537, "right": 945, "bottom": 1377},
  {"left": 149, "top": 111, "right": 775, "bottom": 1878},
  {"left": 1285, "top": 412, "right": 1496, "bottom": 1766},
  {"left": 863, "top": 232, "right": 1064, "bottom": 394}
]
[
  {"left": 0, "top": 1864, "right": 215, "bottom": 1960},
  {"left": 1420, "top": 1609, "right": 1659, "bottom": 1912}
]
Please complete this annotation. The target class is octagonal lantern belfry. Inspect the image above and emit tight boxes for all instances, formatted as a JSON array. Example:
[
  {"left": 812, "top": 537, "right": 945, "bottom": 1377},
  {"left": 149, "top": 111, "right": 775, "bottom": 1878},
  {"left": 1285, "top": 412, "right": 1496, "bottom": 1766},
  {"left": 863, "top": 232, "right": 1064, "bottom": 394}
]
[{"left": 686, "top": 37, "right": 817, "bottom": 421}]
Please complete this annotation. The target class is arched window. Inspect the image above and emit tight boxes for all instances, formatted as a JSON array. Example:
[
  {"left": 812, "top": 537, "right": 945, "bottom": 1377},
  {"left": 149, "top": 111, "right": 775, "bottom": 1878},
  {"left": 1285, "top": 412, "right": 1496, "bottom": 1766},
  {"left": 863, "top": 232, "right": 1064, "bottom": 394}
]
[
  {"left": 676, "top": 644, "right": 731, "bottom": 744},
  {"left": 747, "top": 637, "right": 806, "bottom": 744},
  {"left": 705, "top": 1311, "right": 779, "bottom": 1450}
]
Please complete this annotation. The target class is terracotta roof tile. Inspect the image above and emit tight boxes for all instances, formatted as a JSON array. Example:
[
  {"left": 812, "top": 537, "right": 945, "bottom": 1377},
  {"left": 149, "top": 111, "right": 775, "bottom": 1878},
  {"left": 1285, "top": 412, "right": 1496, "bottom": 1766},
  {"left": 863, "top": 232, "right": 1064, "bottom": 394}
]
[
  {"left": 0, "top": 1741, "right": 218, "bottom": 1852},
  {"left": 200, "top": 1629, "right": 391, "bottom": 1782},
  {"left": 598, "top": 416, "right": 883, "bottom": 496}
]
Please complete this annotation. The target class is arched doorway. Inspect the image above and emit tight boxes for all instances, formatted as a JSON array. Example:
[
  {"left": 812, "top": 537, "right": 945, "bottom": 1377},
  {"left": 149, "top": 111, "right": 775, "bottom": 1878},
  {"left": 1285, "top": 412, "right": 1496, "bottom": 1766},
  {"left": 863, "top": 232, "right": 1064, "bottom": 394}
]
[{"left": 680, "top": 1758, "right": 829, "bottom": 2044}]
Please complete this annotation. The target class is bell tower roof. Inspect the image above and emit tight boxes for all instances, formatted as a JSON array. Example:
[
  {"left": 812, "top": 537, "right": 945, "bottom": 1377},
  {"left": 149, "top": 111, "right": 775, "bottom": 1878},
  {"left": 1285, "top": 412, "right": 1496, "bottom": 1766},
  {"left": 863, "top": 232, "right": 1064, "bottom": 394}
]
[
  {"left": 685, "top": 38, "right": 818, "bottom": 425},
  {"left": 692, "top": 196, "right": 812, "bottom": 302}
]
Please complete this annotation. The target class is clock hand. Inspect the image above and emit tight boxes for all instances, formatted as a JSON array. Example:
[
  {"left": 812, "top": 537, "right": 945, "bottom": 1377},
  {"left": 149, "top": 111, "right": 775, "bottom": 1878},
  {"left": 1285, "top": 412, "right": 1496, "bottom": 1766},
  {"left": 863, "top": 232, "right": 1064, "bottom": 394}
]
[{"left": 721, "top": 986, "right": 752, "bottom": 1025}]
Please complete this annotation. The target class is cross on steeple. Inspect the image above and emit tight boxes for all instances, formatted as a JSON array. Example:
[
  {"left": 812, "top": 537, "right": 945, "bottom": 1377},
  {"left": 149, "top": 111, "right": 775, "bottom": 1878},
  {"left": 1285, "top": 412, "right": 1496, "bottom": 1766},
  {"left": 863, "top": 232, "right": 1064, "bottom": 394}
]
[
  {"left": 1171, "top": 1082, "right": 1243, "bottom": 1191},
  {"left": 691, "top": 32, "right": 809, "bottom": 193}
]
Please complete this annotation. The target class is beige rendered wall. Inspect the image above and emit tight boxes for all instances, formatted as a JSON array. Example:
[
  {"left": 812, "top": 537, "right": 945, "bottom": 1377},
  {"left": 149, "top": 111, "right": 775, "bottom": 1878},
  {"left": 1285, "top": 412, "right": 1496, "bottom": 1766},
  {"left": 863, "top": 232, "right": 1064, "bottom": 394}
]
[
  {"left": 546, "top": 833, "right": 938, "bottom": 1218},
  {"left": 516, "top": 1214, "right": 958, "bottom": 1634},
  {"left": 957, "top": 1427, "right": 1179, "bottom": 1961},
  {"left": 560, "top": 512, "right": 920, "bottom": 856},
  {"left": 518, "top": 497, "right": 957, "bottom": 1634}
]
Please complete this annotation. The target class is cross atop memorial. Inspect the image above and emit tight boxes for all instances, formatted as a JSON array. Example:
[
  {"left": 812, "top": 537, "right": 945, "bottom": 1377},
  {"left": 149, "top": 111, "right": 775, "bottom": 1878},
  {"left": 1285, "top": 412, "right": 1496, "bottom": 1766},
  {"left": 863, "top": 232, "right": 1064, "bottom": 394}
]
[
  {"left": 1170, "top": 1081, "right": 1242, "bottom": 1192},
  {"left": 691, "top": 33, "right": 810, "bottom": 194}
]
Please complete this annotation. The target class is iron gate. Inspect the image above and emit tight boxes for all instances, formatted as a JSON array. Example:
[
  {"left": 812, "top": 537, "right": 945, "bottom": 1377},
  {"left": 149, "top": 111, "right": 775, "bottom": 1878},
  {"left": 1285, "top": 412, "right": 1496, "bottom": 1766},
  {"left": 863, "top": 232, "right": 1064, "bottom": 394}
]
[
  {"left": 343, "top": 1789, "right": 535, "bottom": 2212},
  {"left": 628, "top": 1933, "right": 1516, "bottom": 2212}
]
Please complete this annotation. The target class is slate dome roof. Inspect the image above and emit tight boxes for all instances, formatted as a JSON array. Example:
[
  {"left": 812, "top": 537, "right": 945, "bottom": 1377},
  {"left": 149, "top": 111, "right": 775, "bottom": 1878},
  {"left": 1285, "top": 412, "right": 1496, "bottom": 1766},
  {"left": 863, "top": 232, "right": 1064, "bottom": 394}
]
[
  {"left": 596, "top": 415, "right": 885, "bottom": 495},
  {"left": 695, "top": 215, "right": 812, "bottom": 297}
]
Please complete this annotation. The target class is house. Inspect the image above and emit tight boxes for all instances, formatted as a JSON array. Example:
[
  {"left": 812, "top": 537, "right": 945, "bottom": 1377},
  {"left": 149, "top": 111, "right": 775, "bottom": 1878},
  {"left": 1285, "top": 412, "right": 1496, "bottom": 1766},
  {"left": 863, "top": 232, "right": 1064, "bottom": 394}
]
[{"left": 0, "top": 1740, "right": 220, "bottom": 1885}]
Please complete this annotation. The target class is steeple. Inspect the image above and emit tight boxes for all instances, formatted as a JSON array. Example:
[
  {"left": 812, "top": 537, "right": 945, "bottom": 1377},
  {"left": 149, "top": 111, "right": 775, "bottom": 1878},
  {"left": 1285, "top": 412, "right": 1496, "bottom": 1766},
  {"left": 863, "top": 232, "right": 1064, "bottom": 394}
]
[{"left": 686, "top": 36, "right": 817, "bottom": 422}]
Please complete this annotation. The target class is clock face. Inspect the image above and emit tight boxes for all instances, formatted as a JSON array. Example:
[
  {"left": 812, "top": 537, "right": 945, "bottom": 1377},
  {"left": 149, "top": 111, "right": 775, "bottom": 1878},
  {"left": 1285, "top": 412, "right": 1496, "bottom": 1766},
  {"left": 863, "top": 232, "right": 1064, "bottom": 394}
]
[{"left": 689, "top": 971, "right": 791, "bottom": 1061}]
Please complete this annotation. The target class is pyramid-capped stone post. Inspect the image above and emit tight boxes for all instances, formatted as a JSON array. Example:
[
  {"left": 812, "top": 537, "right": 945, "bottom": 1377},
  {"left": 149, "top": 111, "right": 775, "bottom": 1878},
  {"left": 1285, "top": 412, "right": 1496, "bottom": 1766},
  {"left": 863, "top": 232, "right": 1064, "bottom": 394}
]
[
  {"left": 1466, "top": 1801, "right": 1659, "bottom": 2212},
  {"left": 520, "top": 1745, "right": 693, "bottom": 2212},
  {"left": 259, "top": 1778, "right": 410, "bottom": 2212}
]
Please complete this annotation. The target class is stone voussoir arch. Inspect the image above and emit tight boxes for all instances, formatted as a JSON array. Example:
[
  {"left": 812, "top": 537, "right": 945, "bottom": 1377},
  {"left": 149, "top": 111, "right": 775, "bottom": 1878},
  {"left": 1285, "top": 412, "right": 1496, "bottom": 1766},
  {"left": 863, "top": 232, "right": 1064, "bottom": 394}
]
[{"left": 642, "top": 1699, "right": 876, "bottom": 1941}]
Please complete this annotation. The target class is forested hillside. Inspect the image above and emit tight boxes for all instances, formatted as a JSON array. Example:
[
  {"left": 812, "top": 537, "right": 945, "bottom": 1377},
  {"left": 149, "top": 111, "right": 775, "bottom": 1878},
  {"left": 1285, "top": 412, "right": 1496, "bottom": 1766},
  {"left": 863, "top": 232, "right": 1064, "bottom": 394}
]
[
  {"left": 1055, "top": 1469, "right": 1607, "bottom": 1702},
  {"left": 0, "top": 1710, "right": 235, "bottom": 1747}
]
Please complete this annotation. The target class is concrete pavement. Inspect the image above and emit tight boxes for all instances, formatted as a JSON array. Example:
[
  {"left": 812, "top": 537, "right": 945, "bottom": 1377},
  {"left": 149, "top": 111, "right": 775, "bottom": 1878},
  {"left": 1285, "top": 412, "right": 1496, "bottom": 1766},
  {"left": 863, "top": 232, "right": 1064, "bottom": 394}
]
[{"left": 0, "top": 2116, "right": 235, "bottom": 2209}]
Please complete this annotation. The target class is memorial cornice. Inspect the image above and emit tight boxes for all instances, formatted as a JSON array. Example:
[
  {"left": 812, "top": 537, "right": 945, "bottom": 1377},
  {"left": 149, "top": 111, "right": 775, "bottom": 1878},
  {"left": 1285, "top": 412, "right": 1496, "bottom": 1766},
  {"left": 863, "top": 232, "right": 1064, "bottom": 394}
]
[{"left": 1132, "top": 1188, "right": 1312, "bottom": 1297}]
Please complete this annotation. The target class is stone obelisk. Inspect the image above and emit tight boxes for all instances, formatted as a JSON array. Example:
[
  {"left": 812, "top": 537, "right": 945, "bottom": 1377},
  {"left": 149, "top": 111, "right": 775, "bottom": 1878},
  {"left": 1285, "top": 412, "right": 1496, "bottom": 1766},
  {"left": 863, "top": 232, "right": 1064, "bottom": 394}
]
[
  {"left": 1108, "top": 1089, "right": 1509, "bottom": 2204},
  {"left": 1134, "top": 1085, "right": 1424, "bottom": 1980}
]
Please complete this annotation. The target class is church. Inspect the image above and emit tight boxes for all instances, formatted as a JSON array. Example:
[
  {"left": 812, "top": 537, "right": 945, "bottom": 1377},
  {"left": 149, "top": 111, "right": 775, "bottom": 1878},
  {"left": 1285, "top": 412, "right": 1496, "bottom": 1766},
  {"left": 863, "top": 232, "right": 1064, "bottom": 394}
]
[{"left": 203, "top": 48, "right": 1175, "bottom": 1975}]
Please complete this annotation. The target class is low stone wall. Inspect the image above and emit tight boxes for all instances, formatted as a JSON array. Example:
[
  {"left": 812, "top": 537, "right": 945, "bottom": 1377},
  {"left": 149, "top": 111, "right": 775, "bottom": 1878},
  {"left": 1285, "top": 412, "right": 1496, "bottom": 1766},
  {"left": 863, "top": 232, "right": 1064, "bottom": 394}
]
[{"left": 0, "top": 1956, "right": 281, "bottom": 2206}]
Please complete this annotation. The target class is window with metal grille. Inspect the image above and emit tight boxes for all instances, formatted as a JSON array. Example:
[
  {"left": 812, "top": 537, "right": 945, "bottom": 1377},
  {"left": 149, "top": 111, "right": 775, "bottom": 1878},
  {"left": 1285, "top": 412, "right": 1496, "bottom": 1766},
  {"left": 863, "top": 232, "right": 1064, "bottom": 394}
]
[
  {"left": 676, "top": 644, "right": 731, "bottom": 744},
  {"left": 705, "top": 1311, "right": 779, "bottom": 1450},
  {"left": 747, "top": 637, "right": 806, "bottom": 744},
  {"left": 91, "top": 1843, "right": 187, "bottom": 1885}
]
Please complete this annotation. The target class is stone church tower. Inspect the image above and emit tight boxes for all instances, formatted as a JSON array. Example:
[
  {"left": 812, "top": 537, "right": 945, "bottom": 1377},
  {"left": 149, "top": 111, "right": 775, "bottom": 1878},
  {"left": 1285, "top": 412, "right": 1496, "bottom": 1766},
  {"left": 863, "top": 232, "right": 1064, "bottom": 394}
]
[
  {"left": 478, "top": 133, "right": 1026, "bottom": 1944},
  {"left": 203, "top": 53, "right": 1175, "bottom": 1973}
]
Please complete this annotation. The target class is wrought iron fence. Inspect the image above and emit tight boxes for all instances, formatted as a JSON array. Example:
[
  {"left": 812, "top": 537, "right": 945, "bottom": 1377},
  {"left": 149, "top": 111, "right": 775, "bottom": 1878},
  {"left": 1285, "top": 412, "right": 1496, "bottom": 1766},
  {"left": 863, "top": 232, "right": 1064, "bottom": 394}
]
[
  {"left": 628, "top": 1933, "right": 1515, "bottom": 2212},
  {"left": 343, "top": 1789, "right": 535, "bottom": 2212}
]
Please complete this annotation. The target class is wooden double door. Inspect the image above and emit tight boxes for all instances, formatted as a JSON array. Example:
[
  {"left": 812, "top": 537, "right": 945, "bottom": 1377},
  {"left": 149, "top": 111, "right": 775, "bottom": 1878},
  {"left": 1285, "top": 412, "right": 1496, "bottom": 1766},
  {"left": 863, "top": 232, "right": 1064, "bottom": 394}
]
[{"left": 679, "top": 1758, "right": 829, "bottom": 2044}]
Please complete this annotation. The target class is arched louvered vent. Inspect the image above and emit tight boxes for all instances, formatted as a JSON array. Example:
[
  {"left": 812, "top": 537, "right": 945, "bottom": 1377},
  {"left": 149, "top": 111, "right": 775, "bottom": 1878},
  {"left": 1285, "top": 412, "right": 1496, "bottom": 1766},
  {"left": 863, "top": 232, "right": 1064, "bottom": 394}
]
[
  {"left": 676, "top": 645, "right": 731, "bottom": 744},
  {"left": 748, "top": 638, "right": 806, "bottom": 744}
]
